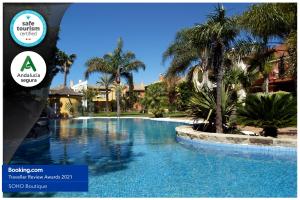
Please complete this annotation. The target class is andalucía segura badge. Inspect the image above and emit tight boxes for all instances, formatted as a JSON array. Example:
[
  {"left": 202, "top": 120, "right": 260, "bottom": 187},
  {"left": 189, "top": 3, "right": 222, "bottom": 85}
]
[
  {"left": 11, "top": 51, "right": 47, "bottom": 87},
  {"left": 10, "top": 10, "right": 47, "bottom": 47}
]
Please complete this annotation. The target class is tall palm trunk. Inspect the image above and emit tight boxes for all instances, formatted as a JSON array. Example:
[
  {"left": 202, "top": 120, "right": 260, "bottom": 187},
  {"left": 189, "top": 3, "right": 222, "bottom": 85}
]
[
  {"left": 215, "top": 46, "right": 224, "bottom": 133},
  {"left": 63, "top": 63, "right": 67, "bottom": 87},
  {"left": 263, "top": 74, "right": 269, "bottom": 93},
  {"left": 129, "top": 84, "right": 134, "bottom": 110},
  {"left": 127, "top": 74, "right": 134, "bottom": 110},
  {"left": 105, "top": 88, "right": 109, "bottom": 113},
  {"left": 262, "top": 41, "right": 270, "bottom": 94},
  {"left": 116, "top": 67, "right": 121, "bottom": 117},
  {"left": 116, "top": 85, "right": 120, "bottom": 117}
]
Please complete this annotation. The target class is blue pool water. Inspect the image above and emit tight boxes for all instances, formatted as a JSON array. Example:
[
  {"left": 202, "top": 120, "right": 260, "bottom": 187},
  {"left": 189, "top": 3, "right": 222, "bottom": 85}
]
[{"left": 9, "top": 118, "right": 297, "bottom": 197}]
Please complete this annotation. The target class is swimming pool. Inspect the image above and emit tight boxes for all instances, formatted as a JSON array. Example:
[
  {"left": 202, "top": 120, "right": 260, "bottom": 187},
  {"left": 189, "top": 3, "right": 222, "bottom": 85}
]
[{"left": 10, "top": 118, "right": 297, "bottom": 197}]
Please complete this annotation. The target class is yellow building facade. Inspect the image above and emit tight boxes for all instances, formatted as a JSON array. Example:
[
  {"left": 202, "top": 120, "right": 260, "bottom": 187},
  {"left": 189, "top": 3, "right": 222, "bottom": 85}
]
[{"left": 48, "top": 87, "right": 83, "bottom": 118}]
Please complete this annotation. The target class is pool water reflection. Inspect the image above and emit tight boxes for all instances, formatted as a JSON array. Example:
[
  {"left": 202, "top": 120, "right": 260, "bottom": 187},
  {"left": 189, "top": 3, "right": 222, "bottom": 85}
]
[{"left": 9, "top": 118, "right": 297, "bottom": 197}]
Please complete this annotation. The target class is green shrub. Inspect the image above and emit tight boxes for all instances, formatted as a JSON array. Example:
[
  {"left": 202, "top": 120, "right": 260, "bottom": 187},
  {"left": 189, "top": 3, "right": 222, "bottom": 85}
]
[
  {"left": 142, "top": 82, "right": 168, "bottom": 118},
  {"left": 236, "top": 92, "right": 296, "bottom": 137},
  {"left": 187, "top": 85, "right": 237, "bottom": 131},
  {"left": 151, "top": 108, "right": 165, "bottom": 118},
  {"left": 175, "top": 81, "right": 194, "bottom": 111}
]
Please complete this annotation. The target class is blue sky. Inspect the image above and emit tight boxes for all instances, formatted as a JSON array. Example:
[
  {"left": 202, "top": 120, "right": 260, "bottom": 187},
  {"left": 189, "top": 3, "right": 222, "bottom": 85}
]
[{"left": 52, "top": 3, "right": 252, "bottom": 88}]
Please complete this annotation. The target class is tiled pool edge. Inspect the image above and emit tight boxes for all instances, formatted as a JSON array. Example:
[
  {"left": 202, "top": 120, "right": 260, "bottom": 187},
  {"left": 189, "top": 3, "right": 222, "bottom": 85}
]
[
  {"left": 74, "top": 116, "right": 195, "bottom": 124},
  {"left": 176, "top": 125, "right": 297, "bottom": 152}
]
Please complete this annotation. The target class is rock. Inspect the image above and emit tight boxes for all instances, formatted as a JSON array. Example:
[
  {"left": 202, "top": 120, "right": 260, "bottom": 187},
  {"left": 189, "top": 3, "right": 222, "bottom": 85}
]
[{"left": 241, "top": 130, "right": 257, "bottom": 136}]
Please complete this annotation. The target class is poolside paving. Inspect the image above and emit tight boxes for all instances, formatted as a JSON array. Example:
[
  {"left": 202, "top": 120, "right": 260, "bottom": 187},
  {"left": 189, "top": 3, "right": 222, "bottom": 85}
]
[{"left": 176, "top": 125, "right": 297, "bottom": 148}]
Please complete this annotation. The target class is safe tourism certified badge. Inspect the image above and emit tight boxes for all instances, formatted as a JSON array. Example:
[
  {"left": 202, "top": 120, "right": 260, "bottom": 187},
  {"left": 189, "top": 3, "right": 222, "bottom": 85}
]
[
  {"left": 10, "top": 10, "right": 47, "bottom": 47},
  {"left": 11, "top": 51, "right": 47, "bottom": 87}
]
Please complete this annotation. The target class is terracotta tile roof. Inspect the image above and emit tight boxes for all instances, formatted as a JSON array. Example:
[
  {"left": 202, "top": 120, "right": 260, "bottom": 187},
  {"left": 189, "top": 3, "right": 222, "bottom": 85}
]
[
  {"left": 133, "top": 84, "right": 145, "bottom": 91},
  {"left": 123, "top": 84, "right": 145, "bottom": 91}
]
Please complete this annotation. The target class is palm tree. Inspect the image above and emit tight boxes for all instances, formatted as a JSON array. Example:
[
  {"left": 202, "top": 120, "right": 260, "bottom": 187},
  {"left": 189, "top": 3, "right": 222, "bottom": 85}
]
[
  {"left": 97, "top": 74, "right": 113, "bottom": 113},
  {"left": 237, "top": 3, "right": 297, "bottom": 93},
  {"left": 163, "top": 28, "right": 202, "bottom": 80},
  {"left": 82, "top": 88, "right": 97, "bottom": 113},
  {"left": 55, "top": 50, "right": 77, "bottom": 87},
  {"left": 142, "top": 83, "right": 168, "bottom": 118},
  {"left": 233, "top": 38, "right": 276, "bottom": 93},
  {"left": 85, "top": 38, "right": 145, "bottom": 117},
  {"left": 279, "top": 4, "right": 297, "bottom": 89},
  {"left": 163, "top": 5, "right": 238, "bottom": 133},
  {"left": 198, "top": 5, "right": 238, "bottom": 133}
]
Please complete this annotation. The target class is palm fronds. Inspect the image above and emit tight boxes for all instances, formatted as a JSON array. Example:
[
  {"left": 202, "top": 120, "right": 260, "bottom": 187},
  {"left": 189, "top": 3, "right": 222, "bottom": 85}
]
[
  {"left": 236, "top": 92, "right": 296, "bottom": 137},
  {"left": 187, "top": 85, "right": 237, "bottom": 128}
]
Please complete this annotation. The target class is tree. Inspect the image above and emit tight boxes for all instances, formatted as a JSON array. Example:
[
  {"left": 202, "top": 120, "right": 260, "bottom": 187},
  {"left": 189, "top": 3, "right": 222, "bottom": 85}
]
[
  {"left": 198, "top": 5, "right": 238, "bottom": 133},
  {"left": 142, "top": 83, "right": 168, "bottom": 118},
  {"left": 286, "top": 30, "right": 297, "bottom": 90},
  {"left": 163, "top": 76, "right": 180, "bottom": 112},
  {"left": 277, "top": 3, "right": 297, "bottom": 90},
  {"left": 123, "top": 90, "right": 139, "bottom": 111},
  {"left": 237, "top": 3, "right": 297, "bottom": 93},
  {"left": 176, "top": 81, "right": 194, "bottom": 111},
  {"left": 84, "top": 38, "right": 145, "bottom": 117},
  {"left": 82, "top": 88, "right": 97, "bottom": 113},
  {"left": 97, "top": 74, "right": 113, "bottom": 113},
  {"left": 233, "top": 39, "right": 276, "bottom": 93},
  {"left": 163, "top": 28, "right": 202, "bottom": 80},
  {"left": 163, "top": 5, "right": 238, "bottom": 133},
  {"left": 55, "top": 50, "right": 77, "bottom": 87}
]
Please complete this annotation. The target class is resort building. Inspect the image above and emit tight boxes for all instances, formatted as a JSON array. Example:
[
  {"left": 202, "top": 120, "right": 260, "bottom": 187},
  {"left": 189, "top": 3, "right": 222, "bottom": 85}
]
[
  {"left": 250, "top": 44, "right": 295, "bottom": 92},
  {"left": 71, "top": 80, "right": 115, "bottom": 107},
  {"left": 71, "top": 80, "right": 116, "bottom": 112},
  {"left": 70, "top": 80, "right": 146, "bottom": 112},
  {"left": 48, "top": 86, "right": 83, "bottom": 118},
  {"left": 123, "top": 83, "right": 146, "bottom": 111}
]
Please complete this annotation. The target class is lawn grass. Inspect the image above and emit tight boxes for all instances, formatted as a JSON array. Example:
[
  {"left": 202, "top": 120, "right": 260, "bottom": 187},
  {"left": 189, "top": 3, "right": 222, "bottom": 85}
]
[
  {"left": 92, "top": 111, "right": 151, "bottom": 117},
  {"left": 165, "top": 112, "right": 188, "bottom": 118},
  {"left": 90, "top": 111, "right": 187, "bottom": 118}
]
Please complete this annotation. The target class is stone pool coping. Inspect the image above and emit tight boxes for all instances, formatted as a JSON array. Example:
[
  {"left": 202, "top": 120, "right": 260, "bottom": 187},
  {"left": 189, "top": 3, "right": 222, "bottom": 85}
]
[
  {"left": 74, "top": 117, "right": 296, "bottom": 148},
  {"left": 176, "top": 125, "right": 297, "bottom": 148}
]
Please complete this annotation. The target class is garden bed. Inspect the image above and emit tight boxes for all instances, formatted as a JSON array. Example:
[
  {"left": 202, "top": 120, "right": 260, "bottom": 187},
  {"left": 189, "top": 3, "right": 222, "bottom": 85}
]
[
  {"left": 238, "top": 126, "right": 297, "bottom": 139},
  {"left": 176, "top": 125, "right": 297, "bottom": 148}
]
